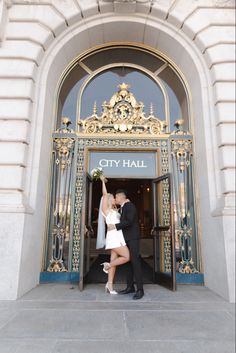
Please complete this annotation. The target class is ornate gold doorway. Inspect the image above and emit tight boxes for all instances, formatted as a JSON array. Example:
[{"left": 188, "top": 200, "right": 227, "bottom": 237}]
[{"left": 41, "top": 83, "right": 201, "bottom": 289}]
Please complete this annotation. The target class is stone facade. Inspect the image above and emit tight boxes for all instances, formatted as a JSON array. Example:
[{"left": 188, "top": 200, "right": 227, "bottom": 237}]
[{"left": 0, "top": 0, "right": 235, "bottom": 301}]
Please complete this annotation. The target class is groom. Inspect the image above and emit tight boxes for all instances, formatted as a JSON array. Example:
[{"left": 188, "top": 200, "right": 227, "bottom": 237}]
[{"left": 107, "top": 189, "right": 144, "bottom": 300}]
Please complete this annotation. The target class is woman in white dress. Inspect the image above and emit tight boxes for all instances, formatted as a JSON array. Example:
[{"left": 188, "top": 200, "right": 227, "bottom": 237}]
[{"left": 99, "top": 176, "right": 130, "bottom": 294}]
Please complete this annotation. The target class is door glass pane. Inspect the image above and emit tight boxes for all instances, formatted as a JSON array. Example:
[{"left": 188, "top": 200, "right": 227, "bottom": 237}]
[
  {"left": 60, "top": 70, "right": 88, "bottom": 129},
  {"left": 161, "top": 80, "right": 181, "bottom": 130},
  {"left": 80, "top": 68, "right": 165, "bottom": 120},
  {"left": 57, "top": 47, "right": 190, "bottom": 133},
  {"left": 159, "top": 66, "right": 189, "bottom": 130}
]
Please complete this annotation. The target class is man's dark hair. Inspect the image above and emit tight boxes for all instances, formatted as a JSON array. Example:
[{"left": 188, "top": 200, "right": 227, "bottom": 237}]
[{"left": 115, "top": 189, "right": 128, "bottom": 198}]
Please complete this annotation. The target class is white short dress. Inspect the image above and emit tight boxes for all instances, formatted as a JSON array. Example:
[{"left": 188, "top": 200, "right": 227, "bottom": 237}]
[{"left": 104, "top": 209, "right": 126, "bottom": 250}]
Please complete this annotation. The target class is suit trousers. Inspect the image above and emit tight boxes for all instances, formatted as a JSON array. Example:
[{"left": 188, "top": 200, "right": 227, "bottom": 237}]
[{"left": 126, "top": 238, "right": 143, "bottom": 291}]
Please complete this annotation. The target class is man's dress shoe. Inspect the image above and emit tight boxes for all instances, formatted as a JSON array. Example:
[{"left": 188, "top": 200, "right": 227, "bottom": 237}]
[
  {"left": 118, "top": 286, "right": 135, "bottom": 295},
  {"left": 133, "top": 289, "right": 144, "bottom": 300}
]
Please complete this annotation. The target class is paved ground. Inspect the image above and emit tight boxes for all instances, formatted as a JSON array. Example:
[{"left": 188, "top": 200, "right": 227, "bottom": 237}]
[{"left": 0, "top": 284, "right": 235, "bottom": 353}]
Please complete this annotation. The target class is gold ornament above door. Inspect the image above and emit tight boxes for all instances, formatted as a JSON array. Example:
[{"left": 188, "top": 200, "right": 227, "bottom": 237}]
[{"left": 78, "top": 83, "right": 167, "bottom": 135}]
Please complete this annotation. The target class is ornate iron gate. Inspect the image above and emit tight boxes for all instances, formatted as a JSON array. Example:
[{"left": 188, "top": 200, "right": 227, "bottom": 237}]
[{"left": 43, "top": 84, "right": 199, "bottom": 285}]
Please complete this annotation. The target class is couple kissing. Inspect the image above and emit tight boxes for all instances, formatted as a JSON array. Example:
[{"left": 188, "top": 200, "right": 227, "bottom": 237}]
[{"left": 96, "top": 175, "right": 144, "bottom": 300}]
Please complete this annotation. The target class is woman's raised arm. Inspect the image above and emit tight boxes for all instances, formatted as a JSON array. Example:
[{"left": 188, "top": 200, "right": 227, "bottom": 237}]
[{"left": 100, "top": 176, "right": 108, "bottom": 214}]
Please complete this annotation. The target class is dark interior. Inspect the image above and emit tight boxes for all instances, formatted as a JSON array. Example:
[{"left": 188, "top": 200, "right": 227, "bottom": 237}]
[{"left": 85, "top": 178, "right": 155, "bottom": 284}]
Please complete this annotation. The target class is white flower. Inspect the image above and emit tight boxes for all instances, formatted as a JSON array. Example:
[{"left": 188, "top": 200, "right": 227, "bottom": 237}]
[{"left": 90, "top": 167, "right": 104, "bottom": 180}]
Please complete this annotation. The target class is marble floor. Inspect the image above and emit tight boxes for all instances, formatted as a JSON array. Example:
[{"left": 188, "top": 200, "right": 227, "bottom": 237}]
[{"left": 0, "top": 284, "right": 235, "bottom": 353}]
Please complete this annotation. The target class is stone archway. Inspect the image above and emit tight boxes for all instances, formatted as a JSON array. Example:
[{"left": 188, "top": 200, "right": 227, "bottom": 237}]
[
  {"left": 29, "top": 16, "right": 223, "bottom": 297},
  {"left": 0, "top": 3, "right": 234, "bottom": 302}
]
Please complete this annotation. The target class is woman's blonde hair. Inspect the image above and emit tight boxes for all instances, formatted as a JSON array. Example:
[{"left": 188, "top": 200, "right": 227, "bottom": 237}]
[{"left": 106, "top": 193, "right": 114, "bottom": 210}]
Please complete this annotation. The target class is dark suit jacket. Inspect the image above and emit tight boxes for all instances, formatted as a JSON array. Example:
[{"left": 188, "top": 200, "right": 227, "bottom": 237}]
[{"left": 115, "top": 202, "right": 140, "bottom": 241}]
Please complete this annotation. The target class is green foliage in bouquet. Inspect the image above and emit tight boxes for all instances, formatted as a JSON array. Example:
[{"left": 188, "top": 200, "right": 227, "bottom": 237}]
[{"left": 90, "top": 167, "right": 104, "bottom": 181}]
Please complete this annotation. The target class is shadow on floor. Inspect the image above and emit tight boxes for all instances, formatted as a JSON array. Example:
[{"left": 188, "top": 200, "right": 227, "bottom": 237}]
[{"left": 85, "top": 254, "right": 154, "bottom": 284}]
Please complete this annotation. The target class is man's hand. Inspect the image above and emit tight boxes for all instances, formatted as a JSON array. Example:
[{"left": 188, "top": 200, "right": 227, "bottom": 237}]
[{"left": 107, "top": 224, "right": 116, "bottom": 231}]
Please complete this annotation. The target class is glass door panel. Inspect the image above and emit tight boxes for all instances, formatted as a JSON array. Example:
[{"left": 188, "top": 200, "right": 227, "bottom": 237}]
[
  {"left": 79, "top": 174, "right": 93, "bottom": 291},
  {"left": 152, "top": 173, "right": 176, "bottom": 290}
]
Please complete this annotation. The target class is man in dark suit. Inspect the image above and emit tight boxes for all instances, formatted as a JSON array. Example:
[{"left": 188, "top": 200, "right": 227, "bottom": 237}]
[{"left": 107, "top": 189, "right": 144, "bottom": 300}]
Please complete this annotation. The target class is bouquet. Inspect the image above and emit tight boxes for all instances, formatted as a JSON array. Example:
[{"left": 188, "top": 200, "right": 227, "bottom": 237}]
[{"left": 90, "top": 167, "right": 106, "bottom": 181}]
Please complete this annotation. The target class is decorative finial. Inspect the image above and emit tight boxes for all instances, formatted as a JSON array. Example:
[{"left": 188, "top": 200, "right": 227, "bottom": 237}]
[
  {"left": 61, "top": 116, "right": 71, "bottom": 127},
  {"left": 118, "top": 82, "right": 130, "bottom": 91},
  {"left": 174, "top": 119, "right": 184, "bottom": 129},
  {"left": 93, "top": 101, "right": 97, "bottom": 114},
  {"left": 149, "top": 103, "right": 154, "bottom": 116}
]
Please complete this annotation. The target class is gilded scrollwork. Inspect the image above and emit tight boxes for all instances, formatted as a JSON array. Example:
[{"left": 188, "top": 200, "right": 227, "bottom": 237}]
[
  {"left": 78, "top": 83, "right": 167, "bottom": 135},
  {"left": 47, "top": 117, "right": 75, "bottom": 273},
  {"left": 46, "top": 105, "right": 199, "bottom": 279},
  {"left": 71, "top": 137, "right": 167, "bottom": 272},
  {"left": 171, "top": 122, "right": 197, "bottom": 274}
]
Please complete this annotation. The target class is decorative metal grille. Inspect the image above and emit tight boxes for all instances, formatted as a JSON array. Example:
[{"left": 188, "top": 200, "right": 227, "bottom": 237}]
[{"left": 45, "top": 87, "right": 199, "bottom": 278}]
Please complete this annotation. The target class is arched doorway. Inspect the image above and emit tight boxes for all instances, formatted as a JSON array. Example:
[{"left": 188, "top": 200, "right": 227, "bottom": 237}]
[
  {"left": 20, "top": 12, "right": 231, "bottom": 301},
  {"left": 40, "top": 44, "right": 203, "bottom": 290}
]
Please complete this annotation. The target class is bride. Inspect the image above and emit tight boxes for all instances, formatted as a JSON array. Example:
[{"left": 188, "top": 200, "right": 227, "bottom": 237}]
[{"left": 97, "top": 175, "right": 130, "bottom": 294}]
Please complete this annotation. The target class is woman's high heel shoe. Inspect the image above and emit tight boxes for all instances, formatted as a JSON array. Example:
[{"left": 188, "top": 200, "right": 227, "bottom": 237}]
[
  {"left": 105, "top": 282, "right": 117, "bottom": 295},
  {"left": 100, "top": 262, "right": 110, "bottom": 274}
]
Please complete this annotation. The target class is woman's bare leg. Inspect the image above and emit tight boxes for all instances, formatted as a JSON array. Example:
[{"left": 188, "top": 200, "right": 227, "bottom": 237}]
[
  {"left": 108, "top": 250, "right": 118, "bottom": 289},
  {"left": 109, "top": 246, "right": 130, "bottom": 268}
]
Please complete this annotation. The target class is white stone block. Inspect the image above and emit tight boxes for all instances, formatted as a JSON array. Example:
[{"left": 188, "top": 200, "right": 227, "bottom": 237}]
[
  {"left": 211, "top": 63, "right": 236, "bottom": 83},
  {"left": 166, "top": 0, "right": 229, "bottom": 28},
  {"left": 86, "top": 19, "right": 105, "bottom": 47},
  {"left": 215, "top": 102, "right": 235, "bottom": 124},
  {"left": 183, "top": 8, "right": 235, "bottom": 40},
  {"left": 0, "top": 40, "right": 44, "bottom": 65},
  {"left": 218, "top": 145, "right": 236, "bottom": 170},
  {"left": 114, "top": 1, "right": 136, "bottom": 13},
  {"left": 0, "top": 213, "right": 25, "bottom": 300},
  {"left": 9, "top": 4, "right": 67, "bottom": 37},
  {"left": 78, "top": 0, "right": 99, "bottom": 17},
  {"left": 51, "top": 0, "right": 82, "bottom": 25},
  {"left": 222, "top": 215, "right": 235, "bottom": 302},
  {"left": 0, "top": 165, "right": 25, "bottom": 189},
  {"left": 136, "top": 2, "right": 151, "bottom": 15},
  {"left": 0, "top": 142, "right": 27, "bottom": 165},
  {"left": 6, "top": 22, "right": 54, "bottom": 50},
  {"left": 0, "top": 0, "right": 8, "bottom": 43},
  {"left": 143, "top": 19, "right": 160, "bottom": 48},
  {"left": 0, "top": 120, "right": 30, "bottom": 142},
  {"left": 221, "top": 168, "right": 236, "bottom": 193},
  {"left": 217, "top": 123, "right": 236, "bottom": 146},
  {"left": 0, "top": 59, "right": 37, "bottom": 79},
  {"left": 151, "top": 0, "right": 172, "bottom": 20},
  {"left": 99, "top": 1, "right": 114, "bottom": 13},
  {"left": 167, "top": 0, "right": 193, "bottom": 27},
  {"left": 103, "top": 19, "right": 145, "bottom": 43},
  {"left": 195, "top": 26, "right": 235, "bottom": 53},
  {"left": 0, "top": 79, "right": 34, "bottom": 100},
  {"left": 156, "top": 28, "right": 186, "bottom": 67},
  {"left": 214, "top": 82, "right": 235, "bottom": 103},
  {"left": 204, "top": 44, "right": 235, "bottom": 68},
  {"left": 0, "top": 99, "right": 32, "bottom": 120},
  {"left": 0, "top": 190, "right": 25, "bottom": 207}
]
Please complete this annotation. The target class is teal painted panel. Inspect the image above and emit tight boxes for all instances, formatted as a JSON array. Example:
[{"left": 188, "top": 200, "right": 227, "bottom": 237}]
[{"left": 40, "top": 272, "right": 80, "bottom": 283}]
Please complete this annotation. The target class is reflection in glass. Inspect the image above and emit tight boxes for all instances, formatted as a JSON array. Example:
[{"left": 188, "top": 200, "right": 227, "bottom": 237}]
[
  {"left": 58, "top": 47, "right": 190, "bottom": 132},
  {"left": 80, "top": 68, "right": 165, "bottom": 121}
]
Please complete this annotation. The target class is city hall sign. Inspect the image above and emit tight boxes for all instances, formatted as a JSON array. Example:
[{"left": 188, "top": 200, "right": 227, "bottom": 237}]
[{"left": 89, "top": 151, "right": 157, "bottom": 178}]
